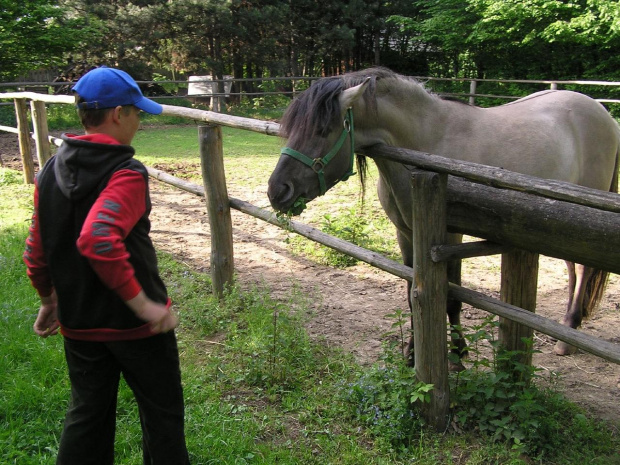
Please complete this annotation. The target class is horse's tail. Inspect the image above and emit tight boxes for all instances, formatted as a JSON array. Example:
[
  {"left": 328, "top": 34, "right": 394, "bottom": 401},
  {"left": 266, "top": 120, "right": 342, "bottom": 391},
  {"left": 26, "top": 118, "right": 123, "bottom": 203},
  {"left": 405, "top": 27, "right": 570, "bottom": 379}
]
[
  {"left": 611, "top": 121, "right": 620, "bottom": 196},
  {"left": 583, "top": 137, "right": 619, "bottom": 319},
  {"left": 583, "top": 270, "right": 609, "bottom": 319}
]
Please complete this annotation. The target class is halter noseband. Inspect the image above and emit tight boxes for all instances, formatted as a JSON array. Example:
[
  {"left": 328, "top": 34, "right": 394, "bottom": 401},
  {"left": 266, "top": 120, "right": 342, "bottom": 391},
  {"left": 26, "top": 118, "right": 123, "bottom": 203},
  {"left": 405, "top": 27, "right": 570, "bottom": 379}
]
[{"left": 280, "top": 108, "right": 356, "bottom": 196}]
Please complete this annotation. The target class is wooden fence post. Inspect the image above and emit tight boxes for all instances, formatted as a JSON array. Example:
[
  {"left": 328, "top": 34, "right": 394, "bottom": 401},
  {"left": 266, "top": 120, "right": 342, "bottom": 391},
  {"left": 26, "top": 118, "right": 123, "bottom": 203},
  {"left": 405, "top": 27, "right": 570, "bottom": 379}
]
[
  {"left": 499, "top": 250, "right": 539, "bottom": 373},
  {"left": 410, "top": 169, "right": 450, "bottom": 431},
  {"left": 30, "top": 100, "right": 52, "bottom": 168},
  {"left": 14, "top": 98, "right": 35, "bottom": 184},
  {"left": 469, "top": 80, "right": 477, "bottom": 106},
  {"left": 198, "top": 124, "right": 234, "bottom": 298}
]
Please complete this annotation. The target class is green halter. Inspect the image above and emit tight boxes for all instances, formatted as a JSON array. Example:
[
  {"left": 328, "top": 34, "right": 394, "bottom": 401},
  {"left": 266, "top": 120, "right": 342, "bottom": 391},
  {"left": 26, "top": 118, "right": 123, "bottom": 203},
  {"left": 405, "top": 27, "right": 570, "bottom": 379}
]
[{"left": 280, "top": 108, "right": 356, "bottom": 196}]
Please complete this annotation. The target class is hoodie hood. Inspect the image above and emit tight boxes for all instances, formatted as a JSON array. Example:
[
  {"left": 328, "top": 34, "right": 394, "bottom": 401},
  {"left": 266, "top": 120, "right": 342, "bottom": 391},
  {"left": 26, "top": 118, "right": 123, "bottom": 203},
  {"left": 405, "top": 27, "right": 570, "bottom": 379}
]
[{"left": 53, "top": 134, "right": 135, "bottom": 200}]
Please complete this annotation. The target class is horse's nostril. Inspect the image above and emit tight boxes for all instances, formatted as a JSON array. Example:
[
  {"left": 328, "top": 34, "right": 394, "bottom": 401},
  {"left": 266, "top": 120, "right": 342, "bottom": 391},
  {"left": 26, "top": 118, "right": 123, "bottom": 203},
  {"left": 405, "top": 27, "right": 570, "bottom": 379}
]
[{"left": 268, "top": 181, "right": 296, "bottom": 210}]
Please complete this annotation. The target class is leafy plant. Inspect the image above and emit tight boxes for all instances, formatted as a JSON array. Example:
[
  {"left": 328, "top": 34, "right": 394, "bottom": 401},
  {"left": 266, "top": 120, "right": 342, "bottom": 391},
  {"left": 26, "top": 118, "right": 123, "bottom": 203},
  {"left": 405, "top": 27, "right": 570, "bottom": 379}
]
[
  {"left": 384, "top": 308, "right": 411, "bottom": 357},
  {"left": 213, "top": 283, "right": 320, "bottom": 393},
  {"left": 285, "top": 205, "right": 376, "bottom": 268},
  {"left": 448, "top": 316, "right": 616, "bottom": 460},
  {"left": 0, "top": 168, "right": 23, "bottom": 186},
  {"left": 276, "top": 197, "right": 308, "bottom": 222},
  {"left": 343, "top": 342, "right": 432, "bottom": 448}
]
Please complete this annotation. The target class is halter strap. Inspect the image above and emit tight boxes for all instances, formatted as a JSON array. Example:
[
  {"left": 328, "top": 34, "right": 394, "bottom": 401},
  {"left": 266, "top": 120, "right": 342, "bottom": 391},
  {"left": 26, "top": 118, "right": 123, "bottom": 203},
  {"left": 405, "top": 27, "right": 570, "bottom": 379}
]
[{"left": 281, "top": 108, "right": 356, "bottom": 196}]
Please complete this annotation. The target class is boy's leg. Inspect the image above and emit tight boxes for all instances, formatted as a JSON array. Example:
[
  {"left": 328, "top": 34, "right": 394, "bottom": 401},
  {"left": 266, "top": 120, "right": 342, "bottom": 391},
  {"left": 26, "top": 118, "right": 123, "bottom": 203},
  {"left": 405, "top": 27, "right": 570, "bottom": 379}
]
[
  {"left": 110, "top": 333, "right": 189, "bottom": 465},
  {"left": 57, "top": 338, "right": 121, "bottom": 465}
]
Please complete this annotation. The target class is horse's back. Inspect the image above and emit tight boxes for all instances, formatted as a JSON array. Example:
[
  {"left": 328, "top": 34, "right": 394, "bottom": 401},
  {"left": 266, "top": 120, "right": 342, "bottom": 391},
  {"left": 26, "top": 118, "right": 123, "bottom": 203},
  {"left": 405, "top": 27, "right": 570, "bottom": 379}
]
[{"left": 466, "top": 90, "right": 619, "bottom": 189}]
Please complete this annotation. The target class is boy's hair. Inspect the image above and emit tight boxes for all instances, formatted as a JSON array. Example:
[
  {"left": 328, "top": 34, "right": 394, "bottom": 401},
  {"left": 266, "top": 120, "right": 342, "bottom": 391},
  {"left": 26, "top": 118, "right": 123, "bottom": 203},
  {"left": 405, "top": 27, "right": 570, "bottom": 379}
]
[{"left": 76, "top": 96, "right": 133, "bottom": 128}]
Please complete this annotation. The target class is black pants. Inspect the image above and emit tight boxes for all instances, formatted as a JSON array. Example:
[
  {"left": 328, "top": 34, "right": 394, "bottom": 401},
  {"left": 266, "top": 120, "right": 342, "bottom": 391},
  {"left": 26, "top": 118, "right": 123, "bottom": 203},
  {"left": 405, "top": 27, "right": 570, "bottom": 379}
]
[{"left": 57, "top": 333, "right": 190, "bottom": 465}]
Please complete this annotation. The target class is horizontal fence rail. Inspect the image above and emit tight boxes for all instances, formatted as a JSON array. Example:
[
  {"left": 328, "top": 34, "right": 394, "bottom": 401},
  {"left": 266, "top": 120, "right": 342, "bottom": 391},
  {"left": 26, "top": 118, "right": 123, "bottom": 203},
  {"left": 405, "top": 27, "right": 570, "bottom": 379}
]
[
  {"left": 1, "top": 76, "right": 619, "bottom": 105},
  {"left": 160, "top": 105, "right": 280, "bottom": 135},
  {"left": 359, "top": 145, "right": 620, "bottom": 213}
]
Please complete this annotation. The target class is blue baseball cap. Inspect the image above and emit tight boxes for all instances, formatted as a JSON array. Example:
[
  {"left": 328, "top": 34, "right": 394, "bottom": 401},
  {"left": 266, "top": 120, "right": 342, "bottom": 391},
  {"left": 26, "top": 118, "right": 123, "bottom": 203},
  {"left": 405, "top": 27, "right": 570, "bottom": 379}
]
[{"left": 72, "top": 66, "right": 162, "bottom": 115}]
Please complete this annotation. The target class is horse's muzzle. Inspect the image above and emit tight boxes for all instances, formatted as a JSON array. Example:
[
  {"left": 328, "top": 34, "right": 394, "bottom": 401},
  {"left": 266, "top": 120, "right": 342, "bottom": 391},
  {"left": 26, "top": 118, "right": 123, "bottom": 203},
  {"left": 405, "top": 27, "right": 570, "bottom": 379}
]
[{"left": 267, "top": 180, "right": 296, "bottom": 212}]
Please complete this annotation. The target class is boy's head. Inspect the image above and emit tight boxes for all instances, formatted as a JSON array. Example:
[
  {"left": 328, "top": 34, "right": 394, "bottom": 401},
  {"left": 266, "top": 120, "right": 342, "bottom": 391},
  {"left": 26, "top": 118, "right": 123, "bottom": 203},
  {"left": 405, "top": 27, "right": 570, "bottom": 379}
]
[{"left": 73, "top": 67, "right": 162, "bottom": 128}]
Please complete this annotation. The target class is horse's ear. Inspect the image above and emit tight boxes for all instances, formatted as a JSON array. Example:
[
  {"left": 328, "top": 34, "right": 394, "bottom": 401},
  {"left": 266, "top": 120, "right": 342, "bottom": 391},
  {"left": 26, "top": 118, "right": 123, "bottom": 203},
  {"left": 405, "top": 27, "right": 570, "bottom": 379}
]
[{"left": 339, "top": 77, "right": 371, "bottom": 110}]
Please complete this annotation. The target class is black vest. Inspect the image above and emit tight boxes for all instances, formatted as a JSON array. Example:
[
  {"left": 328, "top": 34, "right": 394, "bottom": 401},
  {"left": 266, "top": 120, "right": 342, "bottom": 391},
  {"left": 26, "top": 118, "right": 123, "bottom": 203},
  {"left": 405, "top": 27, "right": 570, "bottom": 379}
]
[{"left": 36, "top": 137, "right": 167, "bottom": 332}]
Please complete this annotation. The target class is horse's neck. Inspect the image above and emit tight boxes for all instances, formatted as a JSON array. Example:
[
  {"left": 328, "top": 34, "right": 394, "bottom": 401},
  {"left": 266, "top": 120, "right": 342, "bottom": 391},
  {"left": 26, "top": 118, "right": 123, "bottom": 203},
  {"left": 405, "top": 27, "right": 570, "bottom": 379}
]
[{"left": 361, "top": 82, "right": 456, "bottom": 151}]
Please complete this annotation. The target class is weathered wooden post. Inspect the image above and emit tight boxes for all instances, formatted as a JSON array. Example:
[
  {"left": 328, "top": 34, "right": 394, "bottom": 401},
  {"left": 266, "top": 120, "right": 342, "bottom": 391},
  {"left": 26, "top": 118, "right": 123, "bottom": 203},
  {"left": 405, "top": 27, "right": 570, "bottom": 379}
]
[
  {"left": 410, "top": 169, "right": 450, "bottom": 431},
  {"left": 30, "top": 100, "right": 52, "bottom": 168},
  {"left": 198, "top": 124, "right": 234, "bottom": 298},
  {"left": 14, "top": 98, "right": 35, "bottom": 184},
  {"left": 469, "top": 80, "right": 477, "bottom": 106},
  {"left": 499, "top": 250, "right": 539, "bottom": 373}
]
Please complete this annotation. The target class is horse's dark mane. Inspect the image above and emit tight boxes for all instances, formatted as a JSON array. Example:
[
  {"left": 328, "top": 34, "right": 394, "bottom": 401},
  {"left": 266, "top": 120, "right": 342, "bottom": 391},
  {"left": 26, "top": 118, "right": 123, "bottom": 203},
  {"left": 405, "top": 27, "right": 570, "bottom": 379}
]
[
  {"left": 280, "top": 67, "right": 414, "bottom": 198},
  {"left": 279, "top": 67, "right": 403, "bottom": 141}
]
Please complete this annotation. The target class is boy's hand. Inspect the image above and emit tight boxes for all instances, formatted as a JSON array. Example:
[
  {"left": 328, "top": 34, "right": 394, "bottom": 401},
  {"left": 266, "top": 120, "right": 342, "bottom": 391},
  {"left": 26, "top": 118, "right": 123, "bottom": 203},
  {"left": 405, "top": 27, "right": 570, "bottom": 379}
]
[
  {"left": 126, "top": 291, "right": 178, "bottom": 334},
  {"left": 34, "top": 291, "right": 60, "bottom": 337}
]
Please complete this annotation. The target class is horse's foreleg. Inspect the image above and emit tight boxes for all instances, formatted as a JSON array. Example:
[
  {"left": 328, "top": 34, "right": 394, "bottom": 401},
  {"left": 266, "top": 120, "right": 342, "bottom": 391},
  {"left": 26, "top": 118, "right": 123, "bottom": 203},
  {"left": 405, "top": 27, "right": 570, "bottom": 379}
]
[
  {"left": 394, "top": 230, "right": 417, "bottom": 366},
  {"left": 555, "top": 262, "right": 592, "bottom": 355},
  {"left": 446, "top": 233, "right": 466, "bottom": 371},
  {"left": 404, "top": 232, "right": 465, "bottom": 370},
  {"left": 565, "top": 261, "right": 576, "bottom": 316},
  {"left": 404, "top": 279, "right": 415, "bottom": 366}
]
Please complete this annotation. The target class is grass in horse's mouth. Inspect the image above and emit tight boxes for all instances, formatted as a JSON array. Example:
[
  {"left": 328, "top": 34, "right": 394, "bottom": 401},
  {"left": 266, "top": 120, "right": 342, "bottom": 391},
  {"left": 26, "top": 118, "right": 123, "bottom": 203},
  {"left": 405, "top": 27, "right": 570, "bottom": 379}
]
[{"left": 288, "top": 197, "right": 308, "bottom": 216}]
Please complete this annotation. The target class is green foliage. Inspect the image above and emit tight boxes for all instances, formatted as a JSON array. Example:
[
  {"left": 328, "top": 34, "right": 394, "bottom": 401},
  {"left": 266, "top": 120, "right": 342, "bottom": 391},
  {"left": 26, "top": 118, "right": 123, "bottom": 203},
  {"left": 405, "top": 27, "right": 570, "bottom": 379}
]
[
  {"left": 386, "top": 0, "right": 620, "bottom": 81},
  {"left": 0, "top": 168, "right": 34, "bottom": 231},
  {"left": 287, "top": 205, "right": 389, "bottom": 268},
  {"left": 0, "top": 168, "right": 23, "bottom": 186},
  {"left": 450, "top": 316, "right": 618, "bottom": 461},
  {"left": 0, "top": 104, "right": 17, "bottom": 127},
  {"left": 0, "top": 0, "right": 99, "bottom": 80},
  {"left": 44, "top": 103, "right": 81, "bottom": 130},
  {"left": 4, "top": 0, "right": 620, "bottom": 101},
  {"left": 385, "top": 308, "right": 411, "bottom": 352},
  {"left": 276, "top": 197, "right": 308, "bottom": 219},
  {"left": 341, "top": 313, "right": 620, "bottom": 462},
  {"left": 343, "top": 342, "right": 431, "bottom": 449},
  {"left": 151, "top": 73, "right": 180, "bottom": 95},
  {"left": 245, "top": 79, "right": 292, "bottom": 112},
  {"left": 0, "top": 223, "right": 67, "bottom": 464},
  {"left": 319, "top": 210, "right": 371, "bottom": 266},
  {"left": 208, "top": 283, "right": 324, "bottom": 393}
]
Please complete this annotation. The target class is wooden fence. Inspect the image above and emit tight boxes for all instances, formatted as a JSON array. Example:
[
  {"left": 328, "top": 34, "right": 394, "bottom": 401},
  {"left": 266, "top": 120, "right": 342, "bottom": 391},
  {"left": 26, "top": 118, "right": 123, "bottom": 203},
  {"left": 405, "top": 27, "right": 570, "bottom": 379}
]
[
  {"left": 2, "top": 92, "right": 620, "bottom": 431},
  {"left": 2, "top": 76, "right": 620, "bottom": 107}
]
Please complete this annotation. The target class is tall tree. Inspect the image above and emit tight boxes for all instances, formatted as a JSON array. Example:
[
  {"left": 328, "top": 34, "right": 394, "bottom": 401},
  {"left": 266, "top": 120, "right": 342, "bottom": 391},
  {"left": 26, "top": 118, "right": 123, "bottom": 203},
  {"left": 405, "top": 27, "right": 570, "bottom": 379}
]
[{"left": 0, "top": 0, "right": 96, "bottom": 80}]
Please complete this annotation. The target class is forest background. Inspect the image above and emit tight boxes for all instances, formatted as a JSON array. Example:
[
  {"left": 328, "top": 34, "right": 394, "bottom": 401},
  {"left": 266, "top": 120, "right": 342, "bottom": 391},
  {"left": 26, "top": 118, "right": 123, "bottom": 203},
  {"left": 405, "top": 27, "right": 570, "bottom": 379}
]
[{"left": 2, "top": 0, "right": 620, "bottom": 98}]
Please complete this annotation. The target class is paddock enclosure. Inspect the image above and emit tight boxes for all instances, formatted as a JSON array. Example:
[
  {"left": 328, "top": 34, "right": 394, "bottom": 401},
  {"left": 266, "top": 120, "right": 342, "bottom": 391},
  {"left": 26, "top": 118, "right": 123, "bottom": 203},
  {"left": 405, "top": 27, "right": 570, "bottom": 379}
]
[{"left": 2, "top": 90, "right": 620, "bottom": 430}]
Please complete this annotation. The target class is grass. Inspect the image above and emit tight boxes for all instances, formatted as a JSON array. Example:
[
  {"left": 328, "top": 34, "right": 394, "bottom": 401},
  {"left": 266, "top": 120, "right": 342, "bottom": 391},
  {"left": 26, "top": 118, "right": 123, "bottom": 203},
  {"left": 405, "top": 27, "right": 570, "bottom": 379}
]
[
  {"left": 0, "top": 172, "right": 67, "bottom": 463},
  {"left": 2, "top": 109, "right": 620, "bottom": 463}
]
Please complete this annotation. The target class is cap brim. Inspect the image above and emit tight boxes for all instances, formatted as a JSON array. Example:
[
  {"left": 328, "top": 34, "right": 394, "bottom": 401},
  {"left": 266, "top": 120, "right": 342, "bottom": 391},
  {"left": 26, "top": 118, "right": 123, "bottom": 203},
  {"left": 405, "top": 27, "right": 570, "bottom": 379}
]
[{"left": 135, "top": 97, "right": 163, "bottom": 115}]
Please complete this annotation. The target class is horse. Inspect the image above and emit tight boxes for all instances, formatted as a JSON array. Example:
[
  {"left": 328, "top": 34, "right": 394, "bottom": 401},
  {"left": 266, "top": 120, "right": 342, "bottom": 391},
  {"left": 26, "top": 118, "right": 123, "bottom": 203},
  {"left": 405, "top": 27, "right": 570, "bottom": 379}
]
[{"left": 267, "top": 67, "right": 620, "bottom": 364}]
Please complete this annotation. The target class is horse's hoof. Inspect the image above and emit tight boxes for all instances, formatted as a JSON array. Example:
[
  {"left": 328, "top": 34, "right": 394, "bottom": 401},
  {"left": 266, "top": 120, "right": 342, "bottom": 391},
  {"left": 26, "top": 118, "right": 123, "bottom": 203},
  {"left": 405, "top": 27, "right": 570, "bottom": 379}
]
[{"left": 554, "top": 340, "right": 578, "bottom": 356}]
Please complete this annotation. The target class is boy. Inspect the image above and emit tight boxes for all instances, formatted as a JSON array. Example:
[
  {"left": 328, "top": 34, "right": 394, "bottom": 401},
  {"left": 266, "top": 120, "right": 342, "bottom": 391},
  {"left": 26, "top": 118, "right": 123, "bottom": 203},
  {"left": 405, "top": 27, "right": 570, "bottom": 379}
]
[{"left": 24, "top": 67, "right": 190, "bottom": 465}]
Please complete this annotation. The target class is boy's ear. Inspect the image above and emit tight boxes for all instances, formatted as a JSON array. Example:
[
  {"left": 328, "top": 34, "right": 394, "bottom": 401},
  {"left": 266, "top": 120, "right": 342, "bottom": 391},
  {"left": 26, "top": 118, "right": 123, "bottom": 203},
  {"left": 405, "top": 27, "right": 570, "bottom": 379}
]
[{"left": 112, "top": 105, "right": 123, "bottom": 123}]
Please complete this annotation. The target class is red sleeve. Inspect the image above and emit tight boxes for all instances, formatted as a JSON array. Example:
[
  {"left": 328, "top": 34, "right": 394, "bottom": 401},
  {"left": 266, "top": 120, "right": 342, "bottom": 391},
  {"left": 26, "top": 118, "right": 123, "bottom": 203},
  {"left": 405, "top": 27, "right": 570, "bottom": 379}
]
[
  {"left": 23, "top": 182, "right": 54, "bottom": 298},
  {"left": 76, "top": 169, "right": 146, "bottom": 301}
]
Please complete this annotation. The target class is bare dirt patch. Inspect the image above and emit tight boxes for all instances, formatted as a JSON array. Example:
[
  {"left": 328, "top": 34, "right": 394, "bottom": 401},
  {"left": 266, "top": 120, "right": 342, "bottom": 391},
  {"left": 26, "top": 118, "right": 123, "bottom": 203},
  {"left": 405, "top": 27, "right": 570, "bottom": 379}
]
[{"left": 3, "top": 132, "right": 619, "bottom": 428}]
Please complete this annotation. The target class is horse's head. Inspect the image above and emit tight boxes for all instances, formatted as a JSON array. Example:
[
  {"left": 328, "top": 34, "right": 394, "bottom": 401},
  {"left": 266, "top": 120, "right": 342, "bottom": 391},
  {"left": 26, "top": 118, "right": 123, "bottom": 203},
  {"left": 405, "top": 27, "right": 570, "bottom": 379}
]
[{"left": 267, "top": 77, "right": 371, "bottom": 214}]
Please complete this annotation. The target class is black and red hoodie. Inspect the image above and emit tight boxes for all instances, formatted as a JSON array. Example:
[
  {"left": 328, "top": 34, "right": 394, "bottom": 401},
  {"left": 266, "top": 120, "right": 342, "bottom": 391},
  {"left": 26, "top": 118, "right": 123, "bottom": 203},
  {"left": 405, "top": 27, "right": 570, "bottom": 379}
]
[{"left": 24, "top": 133, "right": 169, "bottom": 342}]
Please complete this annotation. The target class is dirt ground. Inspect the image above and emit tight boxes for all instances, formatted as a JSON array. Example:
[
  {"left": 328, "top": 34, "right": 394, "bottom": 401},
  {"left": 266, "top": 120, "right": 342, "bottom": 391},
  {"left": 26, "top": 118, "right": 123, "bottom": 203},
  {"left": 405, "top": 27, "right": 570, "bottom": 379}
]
[{"left": 3, "top": 133, "right": 620, "bottom": 429}]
